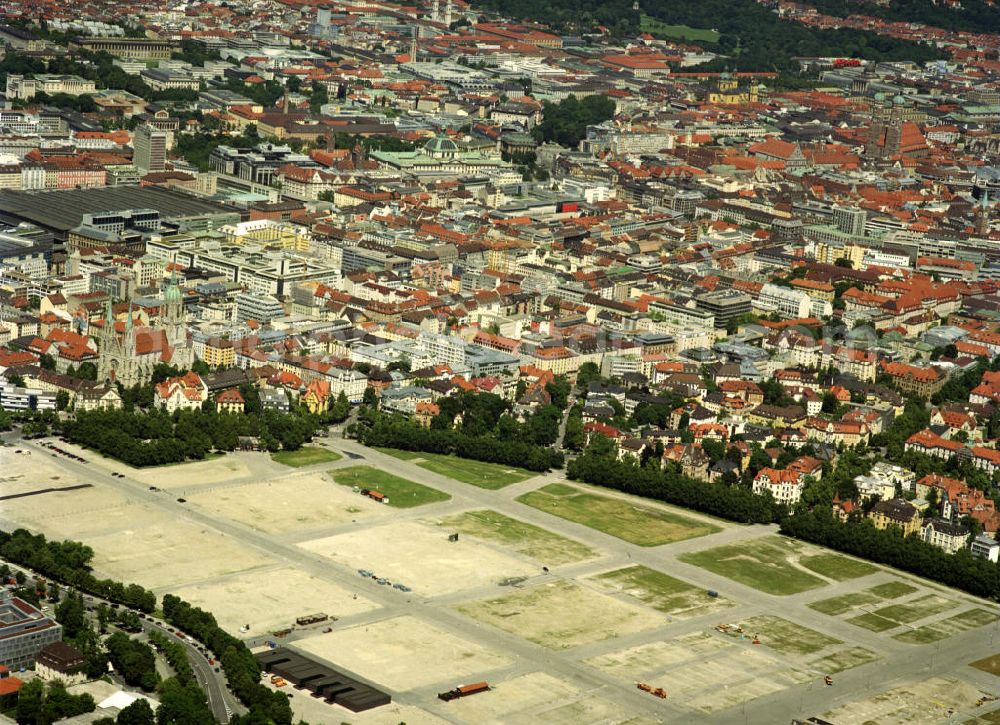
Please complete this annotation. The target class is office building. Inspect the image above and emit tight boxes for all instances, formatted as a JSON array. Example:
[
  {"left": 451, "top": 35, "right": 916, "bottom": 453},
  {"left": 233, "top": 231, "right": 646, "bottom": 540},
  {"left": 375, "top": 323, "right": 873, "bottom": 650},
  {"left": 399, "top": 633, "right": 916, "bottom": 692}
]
[
  {"left": 833, "top": 206, "right": 867, "bottom": 237},
  {"left": 695, "top": 290, "right": 752, "bottom": 329},
  {"left": 236, "top": 292, "right": 284, "bottom": 324},
  {"left": 0, "top": 589, "right": 63, "bottom": 670},
  {"left": 133, "top": 124, "right": 168, "bottom": 173}
]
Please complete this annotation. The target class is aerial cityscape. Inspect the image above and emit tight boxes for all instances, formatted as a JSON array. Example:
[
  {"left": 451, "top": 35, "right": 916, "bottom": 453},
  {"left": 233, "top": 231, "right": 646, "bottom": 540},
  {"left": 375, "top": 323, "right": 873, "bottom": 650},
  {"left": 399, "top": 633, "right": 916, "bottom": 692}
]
[{"left": 0, "top": 0, "right": 998, "bottom": 723}]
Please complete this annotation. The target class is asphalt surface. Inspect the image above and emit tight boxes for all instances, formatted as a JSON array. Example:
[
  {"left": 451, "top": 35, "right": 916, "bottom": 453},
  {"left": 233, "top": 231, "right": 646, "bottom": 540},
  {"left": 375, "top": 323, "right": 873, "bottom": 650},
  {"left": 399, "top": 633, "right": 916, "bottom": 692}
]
[{"left": 9, "top": 433, "right": 1000, "bottom": 724}]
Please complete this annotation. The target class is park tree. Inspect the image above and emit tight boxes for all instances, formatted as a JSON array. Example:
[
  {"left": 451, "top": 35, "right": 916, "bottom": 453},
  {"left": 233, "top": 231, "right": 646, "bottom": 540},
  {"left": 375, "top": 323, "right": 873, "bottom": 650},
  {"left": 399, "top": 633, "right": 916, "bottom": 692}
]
[
  {"left": 55, "top": 592, "right": 87, "bottom": 639},
  {"left": 116, "top": 698, "right": 154, "bottom": 725}
]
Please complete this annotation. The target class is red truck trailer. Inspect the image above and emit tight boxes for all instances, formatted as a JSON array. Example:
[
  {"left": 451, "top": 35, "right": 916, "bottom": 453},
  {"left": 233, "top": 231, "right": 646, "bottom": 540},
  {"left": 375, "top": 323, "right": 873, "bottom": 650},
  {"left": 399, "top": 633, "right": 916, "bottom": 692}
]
[{"left": 438, "top": 682, "right": 490, "bottom": 701}]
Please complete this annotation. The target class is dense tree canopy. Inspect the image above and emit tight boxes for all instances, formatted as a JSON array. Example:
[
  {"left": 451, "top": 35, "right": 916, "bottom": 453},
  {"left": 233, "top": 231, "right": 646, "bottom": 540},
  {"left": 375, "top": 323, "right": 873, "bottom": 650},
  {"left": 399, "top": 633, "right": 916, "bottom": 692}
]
[
  {"left": 533, "top": 94, "right": 617, "bottom": 148},
  {"left": 806, "top": 0, "right": 1000, "bottom": 33},
  {"left": 62, "top": 407, "right": 319, "bottom": 466}
]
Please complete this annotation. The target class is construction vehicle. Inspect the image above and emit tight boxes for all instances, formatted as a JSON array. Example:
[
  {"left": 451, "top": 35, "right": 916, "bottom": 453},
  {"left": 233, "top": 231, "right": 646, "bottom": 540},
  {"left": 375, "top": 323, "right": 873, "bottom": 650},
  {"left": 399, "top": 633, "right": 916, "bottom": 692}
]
[
  {"left": 438, "top": 682, "right": 490, "bottom": 701},
  {"left": 295, "top": 613, "right": 328, "bottom": 626},
  {"left": 270, "top": 675, "right": 287, "bottom": 687},
  {"left": 637, "top": 683, "right": 667, "bottom": 699}
]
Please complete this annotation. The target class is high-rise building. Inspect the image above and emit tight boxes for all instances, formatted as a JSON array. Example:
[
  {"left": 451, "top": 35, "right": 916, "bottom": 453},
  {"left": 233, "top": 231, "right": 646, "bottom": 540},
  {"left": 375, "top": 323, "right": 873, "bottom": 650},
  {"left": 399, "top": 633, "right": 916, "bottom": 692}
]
[
  {"left": 133, "top": 124, "right": 167, "bottom": 174},
  {"left": 833, "top": 206, "right": 867, "bottom": 237}
]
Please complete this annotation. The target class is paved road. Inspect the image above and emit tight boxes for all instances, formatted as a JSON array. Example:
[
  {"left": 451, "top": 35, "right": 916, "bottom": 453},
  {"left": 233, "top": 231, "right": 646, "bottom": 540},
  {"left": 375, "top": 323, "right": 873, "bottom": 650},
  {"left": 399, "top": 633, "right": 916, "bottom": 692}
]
[
  {"left": 14, "top": 434, "right": 1000, "bottom": 724},
  {"left": 138, "top": 617, "right": 234, "bottom": 723}
]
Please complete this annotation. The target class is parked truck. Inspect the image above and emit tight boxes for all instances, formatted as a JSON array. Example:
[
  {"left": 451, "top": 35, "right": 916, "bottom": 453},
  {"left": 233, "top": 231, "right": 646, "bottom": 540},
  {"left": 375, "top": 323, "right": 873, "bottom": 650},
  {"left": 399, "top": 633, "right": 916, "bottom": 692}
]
[
  {"left": 360, "top": 488, "right": 389, "bottom": 504},
  {"left": 438, "top": 682, "right": 490, "bottom": 702}
]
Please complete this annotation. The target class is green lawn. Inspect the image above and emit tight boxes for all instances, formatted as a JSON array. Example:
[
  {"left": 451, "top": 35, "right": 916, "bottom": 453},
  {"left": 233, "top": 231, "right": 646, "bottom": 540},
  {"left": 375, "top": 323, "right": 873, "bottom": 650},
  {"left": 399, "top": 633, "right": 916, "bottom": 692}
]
[
  {"left": 868, "top": 581, "right": 918, "bottom": 599},
  {"left": 809, "top": 580, "right": 923, "bottom": 617},
  {"left": 808, "top": 647, "right": 879, "bottom": 674},
  {"left": 964, "top": 712, "right": 1000, "bottom": 725},
  {"left": 678, "top": 536, "right": 826, "bottom": 596},
  {"left": 435, "top": 510, "right": 595, "bottom": 565},
  {"left": 329, "top": 465, "right": 449, "bottom": 508},
  {"left": 872, "top": 594, "right": 955, "bottom": 625},
  {"left": 848, "top": 613, "right": 899, "bottom": 632},
  {"left": 808, "top": 592, "right": 881, "bottom": 616},
  {"left": 971, "top": 649, "right": 1000, "bottom": 676},
  {"left": 270, "top": 446, "right": 341, "bottom": 468},
  {"left": 738, "top": 615, "right": 841, "bottom": 656},
  {"left": 591, "top": 565, "right": 730, "bottom": 618},
  {"left": 639, "top": 14, "right": 720, "bottom": 42},
  {"left": 517, "top": 484, "right": 720, "bottom": 547},
  {"left": 376, "top": 448, "right": 536, "bottom": 489},
  {"left": 800, "top": 553, "right": 878, "bottom": 581},
  {"left": 894, "top": 609, "right": 999, "bottom": 645}
]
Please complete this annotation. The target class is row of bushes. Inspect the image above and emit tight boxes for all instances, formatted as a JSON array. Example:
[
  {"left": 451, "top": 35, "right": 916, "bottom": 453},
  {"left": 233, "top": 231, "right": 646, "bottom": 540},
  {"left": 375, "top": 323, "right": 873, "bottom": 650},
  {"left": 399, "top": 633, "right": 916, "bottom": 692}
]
[
  {"left": 162, "top": 594, "right": 292, "bottom": 724},
  {"left": 61, "top": 408, "right": 319, "bottom": 467},
  {"left": 355, "top": 414, "right": 564, "bottom": 472},
  {"left": 781, "top": 509, "right": 1000, "bottom": 600},
  {"left": 567, "top": 453, "right": 782, "bottom": 524},
  {"left": 0, "top": 529, "right": 155, "bottom": 612},
  {"left": 567, "top": 455, "right": 1000, "bottom": 602},
  {"left": 148, "top": 630, "right": 196, "bottom": 687}
]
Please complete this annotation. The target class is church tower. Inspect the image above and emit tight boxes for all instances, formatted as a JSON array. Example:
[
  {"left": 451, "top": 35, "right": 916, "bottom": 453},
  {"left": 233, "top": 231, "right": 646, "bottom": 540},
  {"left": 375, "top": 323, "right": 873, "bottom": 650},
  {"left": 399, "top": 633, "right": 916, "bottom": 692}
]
[
  {"left": 163, "top": 272, "right": 185, "bottom": 348},
  {"left": 976, "top": 190, "right": 991, "bottom": 237}
]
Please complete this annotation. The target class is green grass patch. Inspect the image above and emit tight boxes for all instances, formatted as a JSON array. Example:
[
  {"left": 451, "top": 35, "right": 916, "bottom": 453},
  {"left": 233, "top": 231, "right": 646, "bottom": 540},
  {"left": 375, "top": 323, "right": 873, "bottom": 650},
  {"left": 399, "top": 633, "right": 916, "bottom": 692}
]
[
  {"left": 591, "top": 565, "right": 731, "bottom": 618},
  {"left": 639, "top": 15, "right": 720, "bottom": 42},
  {"left": 972, "top": 650, "right": 1000, "bottom": 677},
  {"left": 518, "top": 484, "right": 719, "bottom": 547},
  {"left": 808, "top": 647, "right": 879, "bottom": 674},
  {"left": 848, "top": 613, "right": 898, "bottom": 632},
  {"left": 678, "top": 536, "right": 826, "bottom": 596},
  {"left": 867, "top": 581, "right": 918, "bottom": 599},
  {"left": 270, "top": 446, "right": 342, "bottom": 468},
  {"left": 330, "top": 465, "right": 449, "bottom": 508},
  {"left": 376, "top": 448, "right": 535, "bottom": 489},
  {"left": 895, "top": 609, "right": 1000, "bottom": 646},
  {"left": 738, "top": 615, "right": 840, "bottom": 656},
  {"left": 963, "top": 712, "right": 1000, "bottom": 725},
  {"left": 873, "top": 594, "right": 955, "bottom": 625},
  {"left": 800, "top": 553, "right": 878, "bottom": 581},
  {"left": 808, "top": 592, "right": 881, "bottom": 616},
  {"left": 375, "top": 447, "right": 420, "bottom": 460},
  {"left": 436, "top": 510, "right": 595, "bottom": 565}
]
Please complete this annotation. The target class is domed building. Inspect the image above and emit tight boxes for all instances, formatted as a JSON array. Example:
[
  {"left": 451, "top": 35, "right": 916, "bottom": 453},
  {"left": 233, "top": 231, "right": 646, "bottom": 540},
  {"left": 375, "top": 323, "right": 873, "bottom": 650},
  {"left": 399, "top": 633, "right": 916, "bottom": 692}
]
[
  {"left": 369, "top": 133, "right": 519, "bottom": 180},
  {"left": 423, "top": 135, "right": 459, "bottom": 160}
]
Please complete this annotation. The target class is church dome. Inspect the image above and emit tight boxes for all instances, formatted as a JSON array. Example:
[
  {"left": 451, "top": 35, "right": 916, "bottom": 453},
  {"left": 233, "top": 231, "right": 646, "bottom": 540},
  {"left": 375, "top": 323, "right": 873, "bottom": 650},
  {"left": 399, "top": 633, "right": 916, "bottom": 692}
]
[{"left": 424, "top": 135, "right": 458, "bottom": 155}]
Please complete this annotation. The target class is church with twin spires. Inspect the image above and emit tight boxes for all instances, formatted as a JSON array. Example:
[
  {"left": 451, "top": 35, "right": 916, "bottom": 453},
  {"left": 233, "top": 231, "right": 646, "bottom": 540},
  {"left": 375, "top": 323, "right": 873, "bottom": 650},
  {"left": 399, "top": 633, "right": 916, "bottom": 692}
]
[{"left": 97, "top": 276, "right": 193, "bottom": 387}]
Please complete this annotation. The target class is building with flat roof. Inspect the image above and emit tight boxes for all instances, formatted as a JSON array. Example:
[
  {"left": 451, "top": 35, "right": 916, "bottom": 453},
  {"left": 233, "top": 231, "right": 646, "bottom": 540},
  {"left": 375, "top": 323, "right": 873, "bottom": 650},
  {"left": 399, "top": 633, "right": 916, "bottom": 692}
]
[
  {"left": 0, "top": 589, "right": 63, "bottom": 670},
  {"left": 69, "top": 37, "right": 176, "bottom": 60},
  {"left": 0, "top": 186, "right": 239, "bottom": 241},
  {"left": 256, "top": 648, "right": 390, "bottom": 712},
  {"left": 695, "top": 290, "right": 752, "bottom": 329},
  {"left": 133, "top": 125, "right": 168, "bottom": 174}
]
